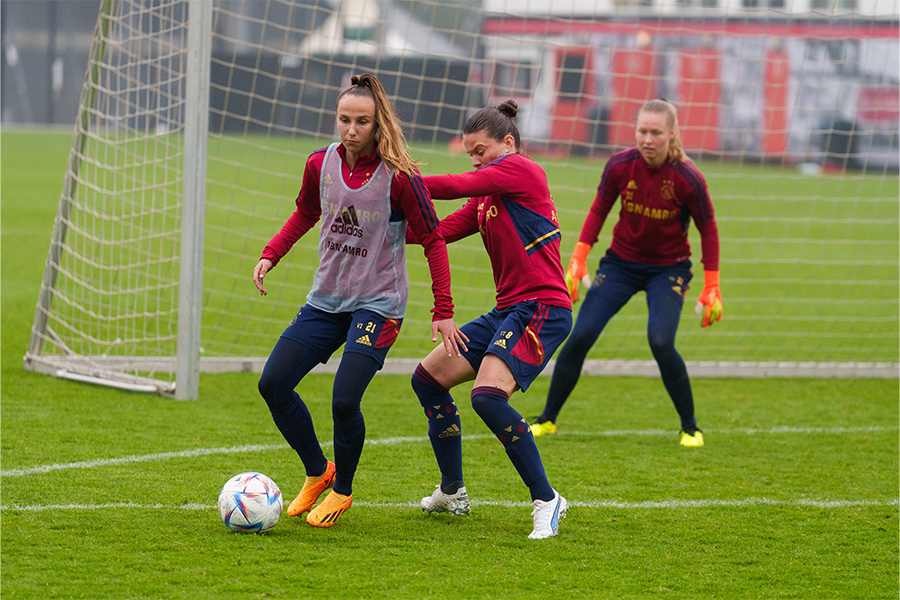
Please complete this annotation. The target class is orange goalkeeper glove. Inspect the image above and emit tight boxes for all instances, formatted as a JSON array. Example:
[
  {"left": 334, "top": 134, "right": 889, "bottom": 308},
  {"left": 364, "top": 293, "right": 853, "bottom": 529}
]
[
  {"left": 565, "top": 242, "right": 593, "bottom": 303},
  {"left": 694, "top": 270, "right": 723, "bottom": 328}
]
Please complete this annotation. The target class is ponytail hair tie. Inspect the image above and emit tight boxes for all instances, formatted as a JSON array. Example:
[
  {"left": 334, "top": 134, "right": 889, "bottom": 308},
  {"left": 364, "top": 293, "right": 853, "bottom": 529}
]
[{"left": 351, "top": 74, "right": 371, "bottom": 88}]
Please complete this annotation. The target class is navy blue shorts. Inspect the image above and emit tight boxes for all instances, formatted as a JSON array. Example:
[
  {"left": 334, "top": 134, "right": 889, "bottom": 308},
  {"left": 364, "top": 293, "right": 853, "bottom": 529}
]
[
  {"left": 280, "top": 304, "right": 402, "bottom": 368},
  {"left": 587, "top": 250, "right": 693, "bottom": 309},
  {"left": 459, "top": 301, "right": 572, "bottom": 392}
]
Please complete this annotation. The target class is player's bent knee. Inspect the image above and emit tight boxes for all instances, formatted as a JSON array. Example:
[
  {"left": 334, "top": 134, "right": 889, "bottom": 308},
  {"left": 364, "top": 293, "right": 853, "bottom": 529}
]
[
  {"left": 257, "top": 372, "right": 279, "bottom": 405},
  {"left": 470, "top": 392, "right": 505, "bottom": 418},
  {"left": 647, "top": 332, "right": 676, "bottom": 356},
  {"left": 331, "top": 395, "right": 361, "bottom": 421},
  {"left": 560, "top": 330, "right": 595, "bottom": 359},
  {"left": 411, "top": 364, "right": 437, "bottom": 406}
]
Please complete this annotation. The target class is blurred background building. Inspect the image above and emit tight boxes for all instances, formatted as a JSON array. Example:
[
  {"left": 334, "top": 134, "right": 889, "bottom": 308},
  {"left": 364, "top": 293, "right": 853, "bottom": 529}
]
[{"left": 2, "top": 0, "right": 897, "bottom": 168}]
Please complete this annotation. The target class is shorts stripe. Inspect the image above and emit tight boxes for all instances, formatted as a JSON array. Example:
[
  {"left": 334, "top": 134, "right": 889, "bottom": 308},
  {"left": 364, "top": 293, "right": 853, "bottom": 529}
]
[{"left": 530, "top": 302, "right": 549, "bottom": 333}]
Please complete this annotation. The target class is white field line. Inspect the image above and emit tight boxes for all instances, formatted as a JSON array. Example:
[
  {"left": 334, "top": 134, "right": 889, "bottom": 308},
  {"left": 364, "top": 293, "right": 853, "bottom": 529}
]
[
  {"left": 1, "top": 425, "right": 896, "bottom": 479},
  {"left": 2, "top": 498, "right": 898, "bottom": 512}
]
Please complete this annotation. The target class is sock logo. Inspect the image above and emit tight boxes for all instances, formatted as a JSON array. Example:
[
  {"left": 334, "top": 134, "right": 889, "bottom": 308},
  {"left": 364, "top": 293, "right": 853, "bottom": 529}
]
[
  {"left": 331, "top": 205, "right": 364, "bottom": 237},
  {"left": 439, "top": 424, "right": 461, "bottom": 438}
]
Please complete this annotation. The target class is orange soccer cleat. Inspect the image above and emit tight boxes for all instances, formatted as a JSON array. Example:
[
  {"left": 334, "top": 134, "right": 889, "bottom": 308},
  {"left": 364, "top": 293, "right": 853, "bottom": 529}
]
[
  {"left": 287, "top": 461, "right": 336, "bottom": 517},
  {"left": 306, "top": 490, "right": 353, "bottom": 528}
]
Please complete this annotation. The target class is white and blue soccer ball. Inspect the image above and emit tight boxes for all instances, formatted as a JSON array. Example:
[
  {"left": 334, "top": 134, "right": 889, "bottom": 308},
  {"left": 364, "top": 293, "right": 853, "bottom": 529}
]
[{"left": 217, "top": 472, "right": 283, "bottom": 533}]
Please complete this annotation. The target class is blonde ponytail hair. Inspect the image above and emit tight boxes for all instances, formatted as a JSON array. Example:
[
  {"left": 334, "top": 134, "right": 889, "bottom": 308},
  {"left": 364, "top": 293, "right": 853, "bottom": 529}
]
[
  {"left": 337, "top": 73, "right": 420, "bottom": 177},
  {"left": 638, "top": 99, "right": 688, "bottom": 163}
]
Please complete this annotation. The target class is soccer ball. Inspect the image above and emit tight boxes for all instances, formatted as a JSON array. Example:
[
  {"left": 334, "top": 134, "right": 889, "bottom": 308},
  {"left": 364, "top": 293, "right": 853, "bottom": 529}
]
[{"left": 217, "top": 472, "right": 283, "bottom": 533}]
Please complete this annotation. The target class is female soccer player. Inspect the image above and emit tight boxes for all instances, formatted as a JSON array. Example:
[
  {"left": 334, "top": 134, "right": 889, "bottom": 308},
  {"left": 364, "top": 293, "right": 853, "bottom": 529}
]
[
  {"left": 253, "top": 73, "right": 465, "bottom": 528},
  {"left": 408, "top": 100, "right": 573, "bottom": 539},
  {"left": 530, "top": 99, "right": 722, "bottom": 447}
]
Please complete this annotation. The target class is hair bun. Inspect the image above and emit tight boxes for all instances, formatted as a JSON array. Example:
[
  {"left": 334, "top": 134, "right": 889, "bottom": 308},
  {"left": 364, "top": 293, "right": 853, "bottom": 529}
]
[
  {"left": 498, "top": 99, "right": 518, "bottom": 118},
  {"left": 350, "top": 74, "right": 372, "bottom": 87}
]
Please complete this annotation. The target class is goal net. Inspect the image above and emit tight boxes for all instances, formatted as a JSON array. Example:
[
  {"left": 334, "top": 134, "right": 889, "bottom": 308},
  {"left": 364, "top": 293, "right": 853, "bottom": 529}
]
[{"left": 26, "top": 0, "right": 899, "bottom": 397}]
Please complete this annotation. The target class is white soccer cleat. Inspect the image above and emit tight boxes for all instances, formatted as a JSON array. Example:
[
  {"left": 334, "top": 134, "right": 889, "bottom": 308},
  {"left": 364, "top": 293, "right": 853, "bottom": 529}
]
[
  {"left": 420, "top": 484, "right": 471, "bottom": 515},
  {"left": 528, "top": 490, "right": 568, "bottom": 539}
]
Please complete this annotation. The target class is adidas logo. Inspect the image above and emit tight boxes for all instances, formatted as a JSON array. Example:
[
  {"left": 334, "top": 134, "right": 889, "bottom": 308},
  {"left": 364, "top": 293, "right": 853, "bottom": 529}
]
[
  {"left": 331, "top": 205, "right": 364, "bottom": 237},
  {"left": 438, "top": 424, "right": 461, "bottom": 438},
  {"left": 355, "top": 334, "right": 372, "bottom": 346}
]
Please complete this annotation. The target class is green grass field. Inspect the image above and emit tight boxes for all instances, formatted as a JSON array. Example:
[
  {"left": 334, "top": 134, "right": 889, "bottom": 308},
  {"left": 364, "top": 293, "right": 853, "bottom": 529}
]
[{"left": 2, "top": 130, "right": 898, "bottom": 599}]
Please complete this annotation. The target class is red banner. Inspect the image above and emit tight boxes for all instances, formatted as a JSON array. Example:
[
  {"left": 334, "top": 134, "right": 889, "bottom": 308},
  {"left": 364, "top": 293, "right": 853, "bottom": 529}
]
[
  {"left": 610, "top": 49, "right": 657, "bottom": 147},
  {"left": 678, "top": 49, "right": 720, "bottom": 152},
  {"left": 763, "top": 50, "right": 789, "bottom": 156}
]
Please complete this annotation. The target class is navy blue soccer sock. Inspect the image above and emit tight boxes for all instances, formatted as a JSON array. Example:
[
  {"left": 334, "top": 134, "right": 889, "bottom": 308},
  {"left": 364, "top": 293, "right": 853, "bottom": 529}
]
[
  {"left": 330, "top": 352, "right": 380, "bottom": 496},
  {"left": 653, "top": 347, "right": 698, "bottom": 431},
  {"left": 664, "top": 371, "right": 698, "bottom": 431},
  {"left": 412, "top": 364, "right": 464, "bottom": 492},
  {"left": 470, "top": 386, "right": 554, "bottom": 502},
  {"left": 257, "top": 337, "right": 328, "bottom": 478},
  {"left": 648, "top": 293, "right": 698, "bottom": 431}
]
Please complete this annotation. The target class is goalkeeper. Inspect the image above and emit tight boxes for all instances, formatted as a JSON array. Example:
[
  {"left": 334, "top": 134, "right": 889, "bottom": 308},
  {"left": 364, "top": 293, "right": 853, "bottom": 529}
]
[{"left": 530, "top": 99, "right": 721, "bottom": 448}]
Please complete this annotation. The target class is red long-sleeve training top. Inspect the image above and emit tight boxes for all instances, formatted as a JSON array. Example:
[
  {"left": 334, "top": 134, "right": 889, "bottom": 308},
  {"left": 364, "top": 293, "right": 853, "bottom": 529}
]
[{"left": 580, "top": 148, "right": 719, "bottom": 271}]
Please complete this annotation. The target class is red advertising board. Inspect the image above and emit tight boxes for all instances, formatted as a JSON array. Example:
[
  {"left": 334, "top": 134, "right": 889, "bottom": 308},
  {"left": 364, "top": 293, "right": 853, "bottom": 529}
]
[
  {"left": 764, "top": 49, "right": 789, "bottom": 155},
  {"left": 678, "top": 49, "right": 720, "bottom": 152},
  {"left": 610, "top": 49, "right": 657, "bottom": 146},
  {"left": 551, "top": 48, "right": 594, "bottom": 144},
  {"left": 857, "top": 87, "right": 900, "bottom": 125}
]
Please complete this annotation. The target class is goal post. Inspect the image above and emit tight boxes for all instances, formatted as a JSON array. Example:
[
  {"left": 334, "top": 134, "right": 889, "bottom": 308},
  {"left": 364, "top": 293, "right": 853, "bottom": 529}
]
[
  {"left": 25, "top": 0, "right": 900, "bottom": 399},
  {"left": 175, "top": 0, "right": 213, "bottom": 400}
]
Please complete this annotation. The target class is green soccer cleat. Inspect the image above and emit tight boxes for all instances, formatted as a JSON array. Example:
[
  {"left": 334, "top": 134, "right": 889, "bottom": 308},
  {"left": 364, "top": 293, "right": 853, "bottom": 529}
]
[{"left": 679, "top": 429, "right": 705, "bottom": 447}]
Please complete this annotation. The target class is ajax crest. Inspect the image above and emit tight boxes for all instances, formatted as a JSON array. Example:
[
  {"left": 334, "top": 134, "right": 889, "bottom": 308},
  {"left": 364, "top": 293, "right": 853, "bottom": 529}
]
[{"left": 661, "top": 180, "right": 675, "bottom": 201}]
